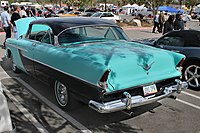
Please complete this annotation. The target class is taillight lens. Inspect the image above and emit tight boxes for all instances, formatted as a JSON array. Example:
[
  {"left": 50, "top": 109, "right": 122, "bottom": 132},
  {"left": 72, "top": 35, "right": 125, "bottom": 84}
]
[
  {"left": 176, "top": 58, "right": 185, "bottom": 74},
  {"left": 100, "top": 70, "right": 110, "bottom": 82},
  {"left": 176, "top": 58, "right": 185, "bottom": 67},
  {"left": 98, "top": 70, "right": 110, "bottom": 89}
]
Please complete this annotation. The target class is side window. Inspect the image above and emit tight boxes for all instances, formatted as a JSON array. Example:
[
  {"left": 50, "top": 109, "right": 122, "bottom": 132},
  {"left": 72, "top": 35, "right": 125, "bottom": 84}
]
[
  {"left": 58, "top": 29, "right": 81, "bottom": 45},
  {"left": 28, "top": 24, "right": 53, "bottom": 45},
  {"left": 104, "top": 28, "right": 117, "bottom": 39},
  {"left": 156, "top": 36, "right": 184, "bottom": 47},
  {"left": 101, "top": 13, "right": 106, "bottom": 17},
  {"left": 106, "top": 13, "right": 114, "bottom": 17}
]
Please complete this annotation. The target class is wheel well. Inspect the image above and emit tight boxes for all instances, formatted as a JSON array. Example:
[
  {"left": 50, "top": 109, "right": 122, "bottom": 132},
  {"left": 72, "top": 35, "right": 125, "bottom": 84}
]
[
  {"left": 183, "top": 59, "right": 200, "bottom": 67},
  {"left": 7, "top": 49, "right": 11, "bottom": 58}
]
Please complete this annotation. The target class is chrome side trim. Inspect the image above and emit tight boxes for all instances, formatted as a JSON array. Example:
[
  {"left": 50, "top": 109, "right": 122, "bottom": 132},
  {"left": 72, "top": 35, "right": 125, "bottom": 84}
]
[
  {"left": 88, "top": 80, "right": 188, "bottom": 113},
  {"left": 21, "top": 55, "right": 98, "bottom": 87},
  {"left": 6, "top": 43, "right": 28, "bottom": 52}
]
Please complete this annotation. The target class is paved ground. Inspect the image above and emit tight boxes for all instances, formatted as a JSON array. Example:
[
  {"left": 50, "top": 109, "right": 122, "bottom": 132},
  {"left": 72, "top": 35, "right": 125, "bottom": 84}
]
[{"left": 0, "top": 20, "right": 200, "bottom": 133}]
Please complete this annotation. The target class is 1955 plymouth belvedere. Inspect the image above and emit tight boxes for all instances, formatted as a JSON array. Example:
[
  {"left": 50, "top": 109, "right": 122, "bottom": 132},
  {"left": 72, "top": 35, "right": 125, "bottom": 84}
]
[{"left": 5, "top": 17, "right": 188, "bottom": 113}]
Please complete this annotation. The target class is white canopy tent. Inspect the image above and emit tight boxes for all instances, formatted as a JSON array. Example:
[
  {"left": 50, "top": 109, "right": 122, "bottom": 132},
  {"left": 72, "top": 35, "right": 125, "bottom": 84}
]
[{"left": 122, "top": 3, "right": 147, "bottom": 14}]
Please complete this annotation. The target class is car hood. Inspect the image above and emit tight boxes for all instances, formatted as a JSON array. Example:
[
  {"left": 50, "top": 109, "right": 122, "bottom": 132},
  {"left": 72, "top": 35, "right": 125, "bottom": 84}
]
[
  {"left": 15, "top": 17, "right": 42, "bottom": 38},
  {"left": 65, "top": 40, "right": 185, "bottom": 92}
]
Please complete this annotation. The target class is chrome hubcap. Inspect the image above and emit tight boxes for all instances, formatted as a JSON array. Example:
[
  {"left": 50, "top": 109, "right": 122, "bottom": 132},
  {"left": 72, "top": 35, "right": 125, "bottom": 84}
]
[
  {"left": 185, "top": 65, "right": 200, "bottom": 88},
  {"left": 55, "top": 81, "right": 68, "bottom": 106}
]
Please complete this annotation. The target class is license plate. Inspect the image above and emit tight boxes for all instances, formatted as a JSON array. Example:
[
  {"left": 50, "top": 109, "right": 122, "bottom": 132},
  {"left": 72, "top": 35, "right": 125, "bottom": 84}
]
[{"left": 143, "top": 84, "right": 157, "bottom": 96}]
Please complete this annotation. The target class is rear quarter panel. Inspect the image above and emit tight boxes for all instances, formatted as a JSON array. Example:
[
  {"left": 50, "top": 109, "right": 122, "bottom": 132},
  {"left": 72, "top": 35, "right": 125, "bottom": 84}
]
[{"left": 6, "top": 38, "right": 26, "bottom": 72}]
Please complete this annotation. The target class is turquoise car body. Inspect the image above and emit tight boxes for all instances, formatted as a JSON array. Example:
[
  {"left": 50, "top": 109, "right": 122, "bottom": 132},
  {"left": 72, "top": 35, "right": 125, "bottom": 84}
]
[{"left": 5, "top": 17, "right": 187, "bottom": 113}]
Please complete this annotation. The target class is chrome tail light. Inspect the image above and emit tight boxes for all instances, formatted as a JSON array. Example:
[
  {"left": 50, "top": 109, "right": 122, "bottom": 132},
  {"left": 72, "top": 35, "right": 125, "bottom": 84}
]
[{"left": 98, "top": 70, "right": 110, "bottom": 89}]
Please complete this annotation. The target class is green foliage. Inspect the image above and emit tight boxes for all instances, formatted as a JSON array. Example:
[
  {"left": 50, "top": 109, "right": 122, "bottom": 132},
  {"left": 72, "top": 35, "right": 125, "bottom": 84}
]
[{"left": 184, "top": 0, "right": 200, "bottom": 7}]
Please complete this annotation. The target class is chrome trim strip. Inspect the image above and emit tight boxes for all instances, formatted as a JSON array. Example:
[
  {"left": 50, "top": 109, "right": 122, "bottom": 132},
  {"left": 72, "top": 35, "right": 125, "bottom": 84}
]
[
  {"left": 21, "top": 55, "right": 98, "bottom": 86},
  {"left": 88, "top": 80, "right": 188, "bottom": 113},
  {"left": 6, "top": 43, "right": 28, "bottom": 52},
  {"left": 21, "top": 54, "right": 33, "bottom": 61}
]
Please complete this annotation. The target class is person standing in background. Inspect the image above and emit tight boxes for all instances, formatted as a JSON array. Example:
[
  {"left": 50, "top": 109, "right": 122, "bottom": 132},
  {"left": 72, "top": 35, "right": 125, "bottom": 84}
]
[
  {"left": 182, "top": 12, "right": 190, "bottom": 29},
  {"left": 19, "top": 6, "right": 27, "bottom": 18},
  {"left": 163, "top": 12, "right": 169, "bottom": 22},
  {"left": 152, "top": 12, "right": 160, "bottom": 33},
  {"left": 163, "top": 15, "right": 174, "bottom": 35},
  {"left": 159, "top": 11, "right": 165, "bottom": 33},
  {"left": 1, "top": 6, "right": 11, "bottom": 48},
  {"left": 174, "top": 14, "right": 184, "bottom": 30},
  {"left": 26, "top": 6, "right": 32, "bottom": 17},
  {"left": 11, "top": 6, "right": 21, "bottom": 38},
  {"left": 31, "top": 7, "right": 36, "bottom": 16}
]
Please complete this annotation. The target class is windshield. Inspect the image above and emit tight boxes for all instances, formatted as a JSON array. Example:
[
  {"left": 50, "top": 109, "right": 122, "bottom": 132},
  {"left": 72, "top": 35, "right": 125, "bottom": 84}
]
[
  {"left": 58, "top": 25, "right": 129, "bottom": 46},
  {"left": 91, "top": 12, "right": 102, "bottom": 17}
]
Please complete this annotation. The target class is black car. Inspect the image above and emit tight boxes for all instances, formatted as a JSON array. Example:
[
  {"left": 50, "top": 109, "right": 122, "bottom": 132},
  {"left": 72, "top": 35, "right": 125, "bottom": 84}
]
[{"left": 144, "top": 30, "right": 200, "bottom": 89}]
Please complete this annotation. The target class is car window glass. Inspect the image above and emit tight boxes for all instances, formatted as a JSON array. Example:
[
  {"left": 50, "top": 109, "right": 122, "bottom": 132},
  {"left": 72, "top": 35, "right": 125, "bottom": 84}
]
[
  {"left": 58, "top": 26, "right": 128, "bottom": 46},
  {"left": 157, "top": 36, "right": 184, "bottom": 47},
  {"left": 101, "top": 13, "right": 106, "bottom": 17},
  {"left": 91, "top": 12, "right": 101, "bottom": 17},
  {"left": 28, "top": 24, "right": 53, "bottom": 45},
  {"left": 40, "top": 29, "right": 54, "bottom": 45},
  {"left": 104, "top": 28, "right": 117, "bottom": 39},
  {"left": 106, "top": 13, "right": 114, "bottom": 17}
]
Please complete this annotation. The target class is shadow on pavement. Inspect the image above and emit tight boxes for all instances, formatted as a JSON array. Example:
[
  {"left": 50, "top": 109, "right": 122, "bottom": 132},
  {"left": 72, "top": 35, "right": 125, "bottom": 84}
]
[
  {"left": 1, "top": 54, "right": 162, "bottom": 133},
  {"left": 1, "top": 78, "right": 77, "bottom": 133}
]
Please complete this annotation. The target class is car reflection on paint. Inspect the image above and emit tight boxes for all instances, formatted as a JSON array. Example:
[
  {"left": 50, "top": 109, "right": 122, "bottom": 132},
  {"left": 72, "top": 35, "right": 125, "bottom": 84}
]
[{"left": 5, "top": 17, "right": 187, "bottom": 113}]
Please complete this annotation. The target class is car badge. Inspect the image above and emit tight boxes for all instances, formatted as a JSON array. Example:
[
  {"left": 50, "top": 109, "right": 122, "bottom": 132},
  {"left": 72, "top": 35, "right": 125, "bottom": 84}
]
[{"left": 138, "top": 62, "right": 154, "bottom": 72}]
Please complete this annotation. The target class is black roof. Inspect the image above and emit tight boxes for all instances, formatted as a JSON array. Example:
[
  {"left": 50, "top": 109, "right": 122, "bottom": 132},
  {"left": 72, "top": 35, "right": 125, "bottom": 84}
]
[
  {"left": 30, "top": 17, "right": 118, "bottom": 35},
  {"left": 164, "top": 30, "right": 200, "bottom": 46}
]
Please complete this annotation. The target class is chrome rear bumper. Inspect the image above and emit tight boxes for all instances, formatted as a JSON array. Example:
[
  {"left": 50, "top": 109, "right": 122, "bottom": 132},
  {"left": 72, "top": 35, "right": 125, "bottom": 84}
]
[{"left": 89, "top": 79, "right": 188, "bottom": 113}]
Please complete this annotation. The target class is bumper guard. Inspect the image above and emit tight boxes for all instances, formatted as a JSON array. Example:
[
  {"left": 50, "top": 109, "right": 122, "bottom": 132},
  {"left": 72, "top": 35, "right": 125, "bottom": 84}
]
[{"left": 88, "top": 79, "right": 188, "bottom": 113}]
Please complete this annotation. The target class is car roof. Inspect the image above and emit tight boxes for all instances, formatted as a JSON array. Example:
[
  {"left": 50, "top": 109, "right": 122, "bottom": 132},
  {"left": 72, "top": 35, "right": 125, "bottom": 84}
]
[
  {"left": 164, "top": 30, "right": 200, "bottom": 46},
  {"left": 30, "top": 17, "right": 118, "bottom": 35}
]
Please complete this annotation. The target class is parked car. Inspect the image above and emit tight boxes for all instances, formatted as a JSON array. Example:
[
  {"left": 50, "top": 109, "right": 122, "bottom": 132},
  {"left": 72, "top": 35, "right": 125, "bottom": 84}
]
[
  {"left": 5, "top": 17, "right": 187, "bottom": 113},
  {"left": 91, "top": 12, "right": 121, "bottom": 23},
  {"left": 57, "top": 11, "right": 77, "bottom": 17},
  {"left": 142, "top": 30, "right": 200, "bottom": 89}
]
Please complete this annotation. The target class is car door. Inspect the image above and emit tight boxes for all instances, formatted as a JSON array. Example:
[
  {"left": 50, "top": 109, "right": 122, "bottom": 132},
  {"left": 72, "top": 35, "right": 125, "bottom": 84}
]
[
  {"left": 18, "top": 36, "right": 36, "bottom": 75},
  {"left": 28, "top": 24, "right": 55, "bottom": 83},
  {"left": 154, "top": 36, "right": 185, "bottom": 54}
]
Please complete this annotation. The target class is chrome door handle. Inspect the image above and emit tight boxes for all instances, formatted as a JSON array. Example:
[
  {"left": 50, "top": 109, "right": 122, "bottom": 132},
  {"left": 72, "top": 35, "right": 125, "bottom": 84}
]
[{"left": 32, "top": 43, "right": 36, "bottom": 46}]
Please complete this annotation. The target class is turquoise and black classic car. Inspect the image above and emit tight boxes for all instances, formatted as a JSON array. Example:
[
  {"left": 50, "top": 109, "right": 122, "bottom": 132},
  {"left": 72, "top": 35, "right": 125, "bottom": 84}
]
[{"left": 5, "top": 17, "right": 188, "bottom": 113}]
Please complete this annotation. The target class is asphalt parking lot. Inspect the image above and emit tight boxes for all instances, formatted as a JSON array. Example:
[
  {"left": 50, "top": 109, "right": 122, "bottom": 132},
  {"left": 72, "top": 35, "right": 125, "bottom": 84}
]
[{"left": 0, "top": 20, "right": 200, "bottom": 133}]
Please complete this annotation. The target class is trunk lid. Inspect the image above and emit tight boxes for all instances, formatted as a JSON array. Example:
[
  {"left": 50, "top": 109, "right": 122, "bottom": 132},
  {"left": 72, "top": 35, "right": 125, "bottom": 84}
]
[{"left": 65, "top": 40, "right": 184, "bottom": 93}]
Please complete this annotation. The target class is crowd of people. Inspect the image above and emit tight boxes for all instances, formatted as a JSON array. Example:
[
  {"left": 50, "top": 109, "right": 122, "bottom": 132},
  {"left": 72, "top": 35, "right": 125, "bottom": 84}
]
[
  {"left": 0, "top": 4, "right": 196, "bottom": 49},
  {"left": 152, "top": 11, "right": 190, "bottom": 35},
  {"left": 0, "top": 5, "right": 39, "bottom": 48}
]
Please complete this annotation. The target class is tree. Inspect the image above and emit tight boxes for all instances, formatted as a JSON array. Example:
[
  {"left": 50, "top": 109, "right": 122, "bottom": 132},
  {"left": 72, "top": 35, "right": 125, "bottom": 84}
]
[
  {"left": 146, "top": 0, "right": 165, "bottom": 15},
  {"left": 184, "top": 0, "right": 200, "bottom": 8}
]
